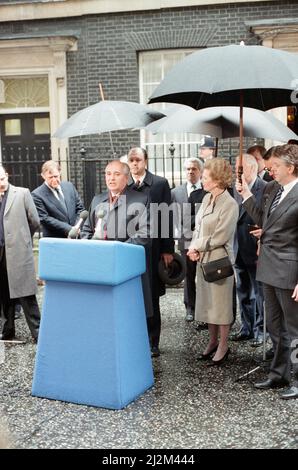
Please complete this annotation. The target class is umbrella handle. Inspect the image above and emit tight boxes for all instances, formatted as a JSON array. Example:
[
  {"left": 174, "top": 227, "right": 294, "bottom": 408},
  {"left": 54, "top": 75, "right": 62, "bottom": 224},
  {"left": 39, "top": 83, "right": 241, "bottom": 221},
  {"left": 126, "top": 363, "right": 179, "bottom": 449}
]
[
  {"left": 99, "top": 83, "right": 105, "bottom": 101},
  {"left": 238, "top": 91, "right": 244, "bottom": 182},
  {"left": 238, "top": 165, "right": 243, "bottom": 183}
]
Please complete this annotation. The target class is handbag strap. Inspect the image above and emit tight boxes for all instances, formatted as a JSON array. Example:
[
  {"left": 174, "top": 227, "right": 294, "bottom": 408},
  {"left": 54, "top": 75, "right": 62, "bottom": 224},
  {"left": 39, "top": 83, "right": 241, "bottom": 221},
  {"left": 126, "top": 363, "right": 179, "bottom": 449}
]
[{"left": 200, "top": 237, "right": 230, "bottom": 263}]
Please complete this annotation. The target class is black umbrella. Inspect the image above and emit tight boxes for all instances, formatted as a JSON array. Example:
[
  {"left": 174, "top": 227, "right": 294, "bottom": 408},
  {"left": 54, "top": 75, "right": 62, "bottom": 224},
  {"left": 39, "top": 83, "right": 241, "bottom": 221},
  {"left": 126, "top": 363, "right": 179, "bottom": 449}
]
[{"left": 148, "top": 44, "right": 298, "bottom": 169}]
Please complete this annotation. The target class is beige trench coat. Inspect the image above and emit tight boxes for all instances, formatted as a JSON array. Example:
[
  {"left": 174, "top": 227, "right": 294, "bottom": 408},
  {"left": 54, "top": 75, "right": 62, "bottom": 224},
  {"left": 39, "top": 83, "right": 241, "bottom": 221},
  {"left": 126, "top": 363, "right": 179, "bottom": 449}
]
[
  {"left": 190, "top": 190, "right": 238, "bottom": 325},
  {"left": 3, "top": 185, "right": 40, "bottom": 298}
]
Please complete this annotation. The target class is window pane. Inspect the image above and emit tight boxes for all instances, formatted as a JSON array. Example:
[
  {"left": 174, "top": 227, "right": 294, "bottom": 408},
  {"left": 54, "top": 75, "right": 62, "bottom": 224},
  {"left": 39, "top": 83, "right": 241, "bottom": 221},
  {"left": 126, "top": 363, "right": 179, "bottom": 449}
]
[
  {"left": 164, "top": 52, "right": 185, "bottom": 76},
  {"left": 142, "top": 53, "right": 162, "bottom": 83},
  {"left": 143, "top": 84, "right": 159, "bottom": 104},
  {"left": 0, "top": 77, "right": 49, "bottom": 109},
  {"left": 34, "top": 117, "right": 50, "bottom": 134},
  {"left": 140, "top": 49, "right": 200, "bottom": 181},
  {"left": 5, "top": 119, "right": 21, "bottom": 136}
]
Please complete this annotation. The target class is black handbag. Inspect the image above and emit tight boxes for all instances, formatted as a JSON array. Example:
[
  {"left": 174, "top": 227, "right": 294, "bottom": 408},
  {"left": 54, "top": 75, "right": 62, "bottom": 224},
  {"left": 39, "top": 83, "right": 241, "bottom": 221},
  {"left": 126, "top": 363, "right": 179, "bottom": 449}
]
[{"left": 200, "top": 239, "right": 234, "bottom": 283}]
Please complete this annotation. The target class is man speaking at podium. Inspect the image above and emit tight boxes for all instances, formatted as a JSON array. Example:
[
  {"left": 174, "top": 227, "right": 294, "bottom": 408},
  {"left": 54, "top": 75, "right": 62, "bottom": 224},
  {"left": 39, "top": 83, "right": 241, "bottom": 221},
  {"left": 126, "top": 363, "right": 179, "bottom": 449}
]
[{"left": 81, "top": 160, "right": 152, "bottom": 318}]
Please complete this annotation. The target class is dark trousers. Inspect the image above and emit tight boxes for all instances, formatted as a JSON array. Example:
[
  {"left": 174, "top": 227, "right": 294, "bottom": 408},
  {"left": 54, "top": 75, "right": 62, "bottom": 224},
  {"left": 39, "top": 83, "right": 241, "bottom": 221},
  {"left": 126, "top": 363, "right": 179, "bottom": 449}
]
[
  {"left": 263, "top": 283, "right": 298, "bottom": 386},
  {"left": 235, "top": 253, "right": 264, "bottom": 338},
  {"left": 182, "top": 249, "right": 196, "bottom": 311},
  {"left": 0, "top": 247, "right": 40, "bottom": 340},
  {"left": 147, "top": 294, "right": 161, "bottom": 348}
]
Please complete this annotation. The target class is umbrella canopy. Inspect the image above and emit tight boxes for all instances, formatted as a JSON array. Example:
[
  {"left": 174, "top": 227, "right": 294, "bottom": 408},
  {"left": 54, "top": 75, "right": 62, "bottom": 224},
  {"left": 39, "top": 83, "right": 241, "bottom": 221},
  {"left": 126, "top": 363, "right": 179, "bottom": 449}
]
[
  {"left": 148, "top": 44, "right": 298, "bottom": 110},
  {"left": 53, "top": 100, "right": 165, "bottom": 139},
  {"left": 148, "top": 44, "right": 298, "bottom": 168},
  {"left": 146, "top": 105, "right": 298, "bottom": 142}
]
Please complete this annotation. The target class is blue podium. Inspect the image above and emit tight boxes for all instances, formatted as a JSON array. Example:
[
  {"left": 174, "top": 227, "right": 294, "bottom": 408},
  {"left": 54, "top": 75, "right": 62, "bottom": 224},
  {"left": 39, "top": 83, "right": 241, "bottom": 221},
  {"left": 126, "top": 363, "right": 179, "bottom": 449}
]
[{"left": 32, "top": 238, "right": 154, "bottom": 409}]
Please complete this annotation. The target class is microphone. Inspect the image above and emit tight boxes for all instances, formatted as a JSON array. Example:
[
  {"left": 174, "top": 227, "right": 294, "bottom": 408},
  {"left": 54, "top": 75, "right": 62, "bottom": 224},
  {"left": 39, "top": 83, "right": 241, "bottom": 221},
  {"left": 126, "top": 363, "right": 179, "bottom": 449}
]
[
  {"left": 68, "top": 210, "right": 89, "bottom": 239},
  {"left": 92, "top": 208, "right": 106, "bottom": 240}
]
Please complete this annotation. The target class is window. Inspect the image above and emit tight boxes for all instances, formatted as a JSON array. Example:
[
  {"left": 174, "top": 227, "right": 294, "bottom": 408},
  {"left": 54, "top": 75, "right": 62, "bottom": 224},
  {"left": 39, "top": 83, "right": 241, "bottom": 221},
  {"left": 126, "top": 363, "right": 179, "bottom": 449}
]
[
  {"left": 139, "top": 50, "right": 202, "bottom": 185},
  {"left": 34, "top": 117, "right": 50, "bottom": 135},
  {"left": 0, "top": 77, "right": 49, "bottom": 109},
  {"left": 5, "top": 119, "right": 21, "bottom": 136}
]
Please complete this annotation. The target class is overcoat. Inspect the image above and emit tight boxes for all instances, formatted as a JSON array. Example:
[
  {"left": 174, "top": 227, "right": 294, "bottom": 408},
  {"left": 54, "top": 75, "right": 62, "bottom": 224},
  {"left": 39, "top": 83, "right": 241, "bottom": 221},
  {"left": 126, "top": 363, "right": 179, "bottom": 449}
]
[
  {"left": 3, "top": 185, "right": 40, "bottom": 298},
  {"left": 190, "top": 190, "right": 238, "bottom": 324}
]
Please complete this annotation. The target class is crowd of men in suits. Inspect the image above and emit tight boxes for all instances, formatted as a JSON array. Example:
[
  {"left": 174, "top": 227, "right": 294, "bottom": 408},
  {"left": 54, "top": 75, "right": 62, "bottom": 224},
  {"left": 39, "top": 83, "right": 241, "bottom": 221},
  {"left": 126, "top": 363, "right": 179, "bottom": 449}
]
[{"left": 0, "top": 140, "right": 297, "bottom": 399}]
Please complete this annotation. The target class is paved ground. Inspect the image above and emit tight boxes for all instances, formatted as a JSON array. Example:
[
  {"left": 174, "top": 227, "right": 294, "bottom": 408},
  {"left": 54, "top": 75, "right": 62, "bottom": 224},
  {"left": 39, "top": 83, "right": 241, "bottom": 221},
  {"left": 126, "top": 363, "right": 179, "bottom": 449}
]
[{"left": 0, "top": 287, "right": 297, "bottom": 449}]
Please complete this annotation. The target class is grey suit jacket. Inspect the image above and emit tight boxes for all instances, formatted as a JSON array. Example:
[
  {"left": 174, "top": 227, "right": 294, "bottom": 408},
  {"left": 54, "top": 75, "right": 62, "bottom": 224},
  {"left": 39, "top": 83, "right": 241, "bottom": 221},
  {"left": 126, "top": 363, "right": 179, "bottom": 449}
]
[{"left": 244, "top": 181, "right": 298, "bottom": 289}]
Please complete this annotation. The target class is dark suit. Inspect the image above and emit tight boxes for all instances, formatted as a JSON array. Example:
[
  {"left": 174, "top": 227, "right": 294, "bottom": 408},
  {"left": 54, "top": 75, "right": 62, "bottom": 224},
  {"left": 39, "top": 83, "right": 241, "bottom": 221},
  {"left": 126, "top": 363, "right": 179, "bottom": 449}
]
[
  {"left": 244, "top": 181, "right": 298, "bottom": 386},
  {"left": 32, "top": 181, "right": 84, "bottom": 237},
  {"left": 81, "top": 187, "right": 150, "bottom": 246},
  {"left": 128, "top": 171, "right": 174, "bottom": 347},
  {"left": 81, "top": 187, "right": 153, "bottom": 318},
  {"left": 175, "top": 186, "right": 207, "bottom": 312},
  {"left": 189, "top": 187, "right": 207, "bottom": 230},
  {"left": 233, "top": 177, "right": 266, "bottom": 339}
]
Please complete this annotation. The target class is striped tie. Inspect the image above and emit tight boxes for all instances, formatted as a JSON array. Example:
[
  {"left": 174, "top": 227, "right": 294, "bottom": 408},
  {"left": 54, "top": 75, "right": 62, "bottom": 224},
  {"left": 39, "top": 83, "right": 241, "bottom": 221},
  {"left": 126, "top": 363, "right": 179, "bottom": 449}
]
[
  {"left": 268, "top": 186, "right": 284, "bottom": 215},
  {"left": 55, "top": 188, "right": 68, "bottom": 213}
]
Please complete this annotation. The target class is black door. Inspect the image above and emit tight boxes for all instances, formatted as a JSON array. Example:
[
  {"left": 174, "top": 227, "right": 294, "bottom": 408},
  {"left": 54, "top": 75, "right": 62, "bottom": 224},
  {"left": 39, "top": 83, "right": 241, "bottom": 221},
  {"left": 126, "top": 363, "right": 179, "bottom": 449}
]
[{"left": 0, "top": 112, "right": 51, "bottom": 191}]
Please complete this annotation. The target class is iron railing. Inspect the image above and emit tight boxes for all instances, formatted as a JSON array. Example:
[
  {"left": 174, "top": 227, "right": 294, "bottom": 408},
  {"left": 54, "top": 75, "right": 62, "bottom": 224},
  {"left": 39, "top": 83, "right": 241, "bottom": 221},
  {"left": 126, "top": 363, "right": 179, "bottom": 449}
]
[{"left": 1, "top": 140, "right": 244, "bottom": 208}]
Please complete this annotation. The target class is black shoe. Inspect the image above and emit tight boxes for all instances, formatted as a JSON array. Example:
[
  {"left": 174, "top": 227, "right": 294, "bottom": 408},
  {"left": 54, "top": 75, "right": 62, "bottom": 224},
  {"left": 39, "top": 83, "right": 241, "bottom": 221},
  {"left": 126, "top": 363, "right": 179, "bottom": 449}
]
[
  {"left": 197, "top": 344, "right": 218, "bottom": 361},
  {"left": 151, "top": 346, "right": 160, "bottom": 358},
  {"left": 279, "top": 386, "right": 298, "bottom": 400},
  {"left": 208, "top": 348, "right": 230, "bottom": 366},
  {"left": 231, "top": 332, "right": 253, "bottom": 342},
  {"left": 254, "top": 378, "right": 289, "bottom": 390}
]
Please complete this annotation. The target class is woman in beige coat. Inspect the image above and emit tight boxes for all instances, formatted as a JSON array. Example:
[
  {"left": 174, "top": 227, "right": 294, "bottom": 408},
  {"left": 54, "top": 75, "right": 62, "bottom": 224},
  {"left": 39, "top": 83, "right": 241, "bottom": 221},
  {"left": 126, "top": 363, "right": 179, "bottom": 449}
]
[{"left": 188, "top": 159, "right": 238, "bottom": 365}]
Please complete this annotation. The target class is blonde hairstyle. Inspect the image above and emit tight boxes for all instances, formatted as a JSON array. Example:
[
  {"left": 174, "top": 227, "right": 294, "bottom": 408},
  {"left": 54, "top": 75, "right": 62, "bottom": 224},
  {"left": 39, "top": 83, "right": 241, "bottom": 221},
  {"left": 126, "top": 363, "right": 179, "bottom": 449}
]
[
  {"left": 41, "top": 160, "right": 61, "bottom": 175},
  {"left": 204, "top": 158, "right": 233, "bottom": 189}
]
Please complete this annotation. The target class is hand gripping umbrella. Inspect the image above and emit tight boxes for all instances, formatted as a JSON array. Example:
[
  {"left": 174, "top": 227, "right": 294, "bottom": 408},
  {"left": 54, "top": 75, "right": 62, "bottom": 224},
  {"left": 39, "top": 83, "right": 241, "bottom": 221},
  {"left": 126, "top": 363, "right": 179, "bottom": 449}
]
[{"left": 148, "top": 44, "right": 298, "bottom": 175}]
